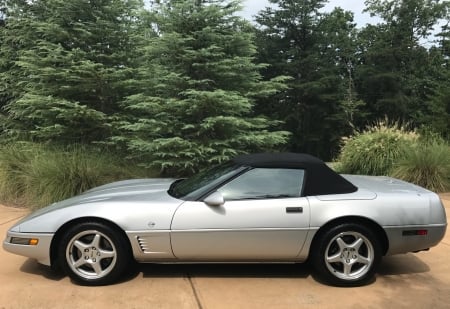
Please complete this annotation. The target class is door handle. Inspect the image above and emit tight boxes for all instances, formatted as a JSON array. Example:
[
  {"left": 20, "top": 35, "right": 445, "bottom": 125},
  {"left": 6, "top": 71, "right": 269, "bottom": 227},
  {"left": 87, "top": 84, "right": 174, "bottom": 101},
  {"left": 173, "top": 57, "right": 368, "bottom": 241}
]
[{"left": 286, "top": 207, "right": 303, "bottom": 213}]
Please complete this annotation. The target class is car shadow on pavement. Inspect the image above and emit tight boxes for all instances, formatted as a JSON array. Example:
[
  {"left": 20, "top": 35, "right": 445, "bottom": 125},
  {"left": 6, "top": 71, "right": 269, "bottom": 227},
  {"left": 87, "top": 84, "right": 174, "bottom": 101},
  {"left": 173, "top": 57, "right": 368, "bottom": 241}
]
[
  {"left": 20, "top": 259, "right": 65, "bottom": 281},
  {"left": 138, "top": 253, "right": 430, "bottom": 280},
  {"left": 140, "top": 263, "right": 311, "bottom": 279},
  {"left": 136, "top": 253, "right": 432, "bottom": 286},
  {"left": 18, "top": 252, "right": 430, "bottom": 285},
  {"left": 18, "top": 258, "right": 142, "bottom": 284},
  {"left": 378, "top": 253, "right": 430, "bottom": 275}
]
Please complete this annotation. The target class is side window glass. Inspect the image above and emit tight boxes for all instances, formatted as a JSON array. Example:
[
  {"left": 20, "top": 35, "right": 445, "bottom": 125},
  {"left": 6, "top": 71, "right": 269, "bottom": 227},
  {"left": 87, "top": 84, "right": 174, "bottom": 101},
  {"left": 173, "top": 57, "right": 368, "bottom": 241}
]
[{"left": 218, "top": 168, "right": 304, "bottom": 201}]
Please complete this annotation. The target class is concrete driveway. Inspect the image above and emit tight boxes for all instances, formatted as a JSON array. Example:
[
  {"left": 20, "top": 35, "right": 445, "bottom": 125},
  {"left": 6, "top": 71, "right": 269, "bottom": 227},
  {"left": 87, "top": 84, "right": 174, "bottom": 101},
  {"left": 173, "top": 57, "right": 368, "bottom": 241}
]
[{"left": 1, "top": 195, "right": 449, "bottom": 309}]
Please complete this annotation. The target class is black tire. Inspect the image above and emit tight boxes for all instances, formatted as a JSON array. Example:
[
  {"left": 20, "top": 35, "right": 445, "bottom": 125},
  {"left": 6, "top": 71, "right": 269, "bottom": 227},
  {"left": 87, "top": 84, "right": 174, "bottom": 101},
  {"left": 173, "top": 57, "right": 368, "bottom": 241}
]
[
  {"left": 310, "top": 223, "right": 382, "bottom": 287},
  {"left": 58, "top": 222, "right": 131, "bottom": 286}
]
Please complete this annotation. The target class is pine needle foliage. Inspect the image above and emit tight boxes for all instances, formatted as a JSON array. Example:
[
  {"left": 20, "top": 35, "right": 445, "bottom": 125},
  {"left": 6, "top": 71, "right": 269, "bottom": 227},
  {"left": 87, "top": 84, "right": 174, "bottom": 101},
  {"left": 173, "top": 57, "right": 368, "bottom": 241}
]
[
  {"left": 113, "top": 0, "right": 290, "bottom": 176},
  {"left": 0, "top": 0, "right": 144, "bottom": 142},
  {"left": 254, "top": 1, "right": 362, "bottom": 159}
]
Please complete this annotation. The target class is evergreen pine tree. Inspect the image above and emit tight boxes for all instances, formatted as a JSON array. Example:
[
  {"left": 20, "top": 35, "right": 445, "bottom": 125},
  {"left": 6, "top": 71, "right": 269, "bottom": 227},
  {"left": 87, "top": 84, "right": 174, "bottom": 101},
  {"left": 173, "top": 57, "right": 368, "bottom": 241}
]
[
  {"left": 356, "top": 0, "right": 450, "bottom": 125},
  {"left": 255, "top": 0, "right": 359, "bottom": 159},
  {"left": 114, "top": 0, "right": 290, "bottom": 175},
  {"left": 0, "top": 0, "right": 143, "bottom": 142},
  {"left": 425, "top": 25, "right": 450, "bottom": 138}
]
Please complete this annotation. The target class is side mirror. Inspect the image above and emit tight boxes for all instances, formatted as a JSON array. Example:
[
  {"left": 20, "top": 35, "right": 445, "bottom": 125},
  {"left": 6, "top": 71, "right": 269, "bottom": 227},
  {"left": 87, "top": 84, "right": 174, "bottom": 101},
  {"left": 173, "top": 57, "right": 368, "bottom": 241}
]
[{"left": 204, "top": 191, "right": 225, "bottom": 207}]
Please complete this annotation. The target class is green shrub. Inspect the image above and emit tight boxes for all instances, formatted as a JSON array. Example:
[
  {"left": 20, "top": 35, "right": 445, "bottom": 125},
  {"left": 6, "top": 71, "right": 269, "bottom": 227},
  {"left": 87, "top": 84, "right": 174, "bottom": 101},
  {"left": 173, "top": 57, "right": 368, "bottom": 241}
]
[
  {"left": 0, "top": 143, "right": 157, "bottom": 209},
  {"left": 391, "top": 139, "right": 450, "bottom": 192},
  {"left": 337, "top": 120, "right": 418, "bottom": 175}
]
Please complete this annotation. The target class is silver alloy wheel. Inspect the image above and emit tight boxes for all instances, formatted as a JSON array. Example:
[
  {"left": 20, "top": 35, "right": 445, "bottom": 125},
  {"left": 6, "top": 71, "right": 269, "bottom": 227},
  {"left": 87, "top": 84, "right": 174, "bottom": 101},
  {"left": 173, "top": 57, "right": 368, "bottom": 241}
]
[
  {"left": 65, "top": 230, "right": 117, "bottom": 280},
  {"left": 324, "top": 231, "right": 374, "bottom": 281}
]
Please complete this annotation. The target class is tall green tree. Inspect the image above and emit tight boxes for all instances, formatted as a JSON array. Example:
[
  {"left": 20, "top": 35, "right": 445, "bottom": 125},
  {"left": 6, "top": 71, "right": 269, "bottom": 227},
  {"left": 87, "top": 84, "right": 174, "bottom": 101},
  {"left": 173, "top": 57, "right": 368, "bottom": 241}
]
[
  {"left": 0, "top": 0, "right": 13, "bottom": 113},
  {"left": 425, "top": 23, "right": 450, "bottom": 138},
  {"left": 255, "top": 0, "right": 359, "bottom": 159},
  {"left": 355, "top": 0, "right": 450, "bottom": 125},
  {"left": 0, "top": 0, "right": 6, "bottom": 113},
  {"left": 114, "top": 0, "right": 290, "bottom": 175},
  {"left": 0, "top": 1, "right": 5, "bottom": 27},
  {"left": 0, "top": 0, "right": 143, "bottom": 142}
]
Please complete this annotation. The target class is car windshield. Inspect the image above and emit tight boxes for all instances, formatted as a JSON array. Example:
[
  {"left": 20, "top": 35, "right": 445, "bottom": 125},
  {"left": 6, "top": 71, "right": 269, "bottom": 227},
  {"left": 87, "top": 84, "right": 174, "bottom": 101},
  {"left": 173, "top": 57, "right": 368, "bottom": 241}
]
[{"left": 168, "top": 162, "right": 245, "bottom": 200}]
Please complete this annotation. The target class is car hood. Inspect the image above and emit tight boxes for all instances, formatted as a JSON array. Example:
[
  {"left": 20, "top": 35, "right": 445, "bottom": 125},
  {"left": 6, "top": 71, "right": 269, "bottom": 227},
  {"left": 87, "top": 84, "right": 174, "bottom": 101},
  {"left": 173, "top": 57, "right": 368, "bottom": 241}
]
[
  {"left": 18, "top": 178, "right": 178, "bottom": 224},
  {"left": 83, "top": 178, "right": 176, "bottom": 197}
]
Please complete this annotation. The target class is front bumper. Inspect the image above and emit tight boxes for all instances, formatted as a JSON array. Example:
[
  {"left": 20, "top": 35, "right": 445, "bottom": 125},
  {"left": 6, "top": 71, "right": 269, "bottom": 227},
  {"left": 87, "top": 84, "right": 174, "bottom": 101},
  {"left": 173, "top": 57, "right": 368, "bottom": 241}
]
[{"left": 3, "top": 231, "right": 54, "bottom": 266}]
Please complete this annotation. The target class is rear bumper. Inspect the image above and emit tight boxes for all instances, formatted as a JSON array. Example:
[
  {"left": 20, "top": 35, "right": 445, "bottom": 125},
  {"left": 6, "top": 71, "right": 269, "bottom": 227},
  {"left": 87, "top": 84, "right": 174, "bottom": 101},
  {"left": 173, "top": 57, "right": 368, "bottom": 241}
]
[
  {"left": 384, "top": 223, "right": 447, "bottom": 255},
  {"left": 3, "top": 231, "right": 54, "bottom": 266}
]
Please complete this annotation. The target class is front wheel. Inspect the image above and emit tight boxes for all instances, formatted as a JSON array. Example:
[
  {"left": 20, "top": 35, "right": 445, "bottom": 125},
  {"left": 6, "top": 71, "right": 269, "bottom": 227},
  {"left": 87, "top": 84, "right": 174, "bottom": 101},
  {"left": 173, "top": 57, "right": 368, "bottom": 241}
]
[
  {"left": 58, "top": 222, "right": 131, "bottom": 285},
  {"left": 311, "top": 223, "right": 382, "bottom": 286}
]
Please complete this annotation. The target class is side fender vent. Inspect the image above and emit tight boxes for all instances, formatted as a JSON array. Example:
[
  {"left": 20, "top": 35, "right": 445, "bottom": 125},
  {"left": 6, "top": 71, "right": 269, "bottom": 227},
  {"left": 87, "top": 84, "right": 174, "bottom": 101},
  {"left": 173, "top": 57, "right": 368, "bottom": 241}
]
[{"left": 136, "top": 236, "right": 150, "bottom": 253}]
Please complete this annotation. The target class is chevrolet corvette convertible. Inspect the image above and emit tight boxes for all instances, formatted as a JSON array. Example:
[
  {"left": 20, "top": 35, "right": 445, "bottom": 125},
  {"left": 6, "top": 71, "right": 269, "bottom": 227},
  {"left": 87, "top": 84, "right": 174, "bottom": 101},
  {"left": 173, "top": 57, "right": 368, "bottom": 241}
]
[{"left": 3, "top": 153, "right": 447, "bottom": 286}]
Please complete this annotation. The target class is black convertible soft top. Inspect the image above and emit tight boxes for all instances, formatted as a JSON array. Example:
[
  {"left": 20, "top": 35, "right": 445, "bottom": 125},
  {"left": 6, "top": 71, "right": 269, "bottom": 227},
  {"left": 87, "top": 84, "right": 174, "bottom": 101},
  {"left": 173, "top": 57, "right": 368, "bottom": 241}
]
[{"left": 232, "top": 153, "right": 357, "bottom": 196}]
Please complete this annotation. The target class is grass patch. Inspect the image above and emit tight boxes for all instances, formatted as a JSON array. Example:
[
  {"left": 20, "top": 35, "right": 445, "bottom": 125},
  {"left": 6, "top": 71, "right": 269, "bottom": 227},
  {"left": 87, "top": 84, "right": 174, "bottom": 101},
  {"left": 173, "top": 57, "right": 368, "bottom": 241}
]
[
  {"left": 0, "top": 143, "right": 158, "bottom": 209},
  {"left": 0, "top": 143, "right": 35, "bottom": 206},
  {"left": 391, "top": 139, "right": 450, "bottom": 192},
  {"left": 337, "top": 120, "right": 418, "bottom": 175},
  {"left": 336, "top": 121, "right": 450, "bottom": 192}
]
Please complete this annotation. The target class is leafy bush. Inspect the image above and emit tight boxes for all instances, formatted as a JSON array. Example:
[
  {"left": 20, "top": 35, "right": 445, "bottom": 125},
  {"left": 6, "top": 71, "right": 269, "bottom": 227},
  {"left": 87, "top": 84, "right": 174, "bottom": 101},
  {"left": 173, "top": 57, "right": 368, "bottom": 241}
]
[
  {"left": 391, "top": 139, "right": 450, "bottom": 192},
  {"left": 337, "top": 120, "right": 418, "bottom": 175},
  {"left": 0, "top": 143, "right": 157, "bottom": 209}
]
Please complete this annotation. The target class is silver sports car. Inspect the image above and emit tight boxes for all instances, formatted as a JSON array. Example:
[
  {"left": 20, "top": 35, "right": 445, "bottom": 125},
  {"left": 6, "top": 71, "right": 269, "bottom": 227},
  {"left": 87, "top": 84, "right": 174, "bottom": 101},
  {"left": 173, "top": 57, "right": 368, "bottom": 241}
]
[{"left": 3, "top": 153, "right": 447, "bottom": 286}]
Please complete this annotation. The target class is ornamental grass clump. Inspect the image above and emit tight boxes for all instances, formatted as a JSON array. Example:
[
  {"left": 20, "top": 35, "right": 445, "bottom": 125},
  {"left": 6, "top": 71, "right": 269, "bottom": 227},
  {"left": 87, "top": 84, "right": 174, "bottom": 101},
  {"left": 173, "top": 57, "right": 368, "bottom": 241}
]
[
  {"left": 0, "top": 143, "right": 156, "bottom": 209},
  {"left": 0, "top": 142, "right": 37, "bottom": 206},
  {"left": 26, "top": 145, "right": 156, "bottom": 209},
  {"left": 337, "top": 120, "right": 418, "bottom": 175},
  {"left": 25, "top": 146, "right": 116, "bottom": 208},
  {"left": 391, "top": 138, "right": 450, "bottom": 192}
]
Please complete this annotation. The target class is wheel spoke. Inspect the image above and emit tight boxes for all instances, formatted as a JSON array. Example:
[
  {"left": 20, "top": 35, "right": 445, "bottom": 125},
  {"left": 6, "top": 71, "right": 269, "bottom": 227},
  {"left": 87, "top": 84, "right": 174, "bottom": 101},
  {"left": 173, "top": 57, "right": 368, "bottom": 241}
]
[
  {"left": 99, "top": 249, "right": 115, "bottom": 259},
  {"left": 343, "top": 262, "right": 353, "bottom": 276},
  {"left": 350, "top": 237, "right": 364, "bottom": 251},
  {"left": 91, "top": 261, "right": 103, "bottom": 275},
  {"left": 335, "top": 237, "right": 347, "bottom": 250},
  {"left": 91, "top": 234, "right": 102, "bottom": 248},
  {"left": 356, "top": 255, "right": 371, "bottom": 265},
  {"left": 326, "top": 252, "right": 342, "bottom": 263},
  {"left": 73, "top": 240, "right": 89, "bottom": 252},
  {"left": 73, "top": 257, "right": 88, "bottom": 268}
]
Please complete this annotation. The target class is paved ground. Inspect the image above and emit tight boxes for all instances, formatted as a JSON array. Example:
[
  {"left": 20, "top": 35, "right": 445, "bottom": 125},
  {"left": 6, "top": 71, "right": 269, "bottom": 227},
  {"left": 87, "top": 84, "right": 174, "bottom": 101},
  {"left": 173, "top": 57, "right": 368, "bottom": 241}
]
[{"left": 1, "top": 195, "right": 449, "bottom": 309}]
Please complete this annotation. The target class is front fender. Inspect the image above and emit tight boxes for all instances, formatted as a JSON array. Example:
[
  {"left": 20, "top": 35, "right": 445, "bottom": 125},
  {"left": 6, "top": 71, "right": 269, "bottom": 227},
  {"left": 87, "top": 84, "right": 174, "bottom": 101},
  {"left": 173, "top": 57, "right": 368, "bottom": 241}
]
[{"left": 15, "top": 201, "right": 181, "bottom": 233}]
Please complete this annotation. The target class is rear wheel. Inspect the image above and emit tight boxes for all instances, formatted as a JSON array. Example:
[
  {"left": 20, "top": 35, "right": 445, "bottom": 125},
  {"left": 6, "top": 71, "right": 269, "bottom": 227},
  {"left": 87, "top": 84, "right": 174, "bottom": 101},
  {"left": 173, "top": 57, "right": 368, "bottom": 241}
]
[
  {"left": 58, "top": 222, "right": 130, "bottom": 285},
  {"left": 311, "top": 223, "right": 381, "bottom": 286}
]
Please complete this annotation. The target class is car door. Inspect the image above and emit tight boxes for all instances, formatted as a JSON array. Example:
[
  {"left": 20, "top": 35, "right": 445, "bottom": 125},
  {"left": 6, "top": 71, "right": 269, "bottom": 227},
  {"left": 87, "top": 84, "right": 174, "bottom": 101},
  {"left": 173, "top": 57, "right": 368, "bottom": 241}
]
[{"left": 170, "top": 168, "right": 310, "bottom": 260}]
